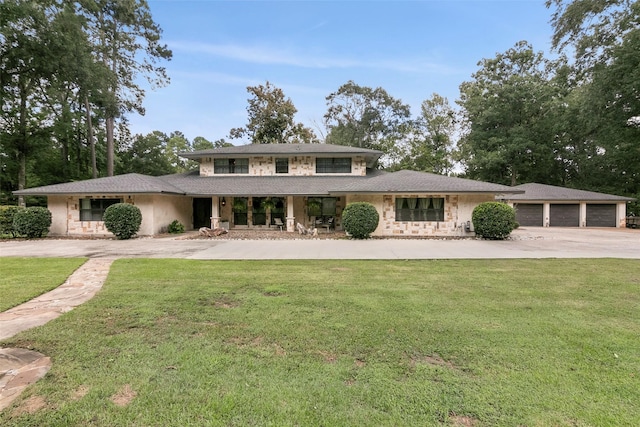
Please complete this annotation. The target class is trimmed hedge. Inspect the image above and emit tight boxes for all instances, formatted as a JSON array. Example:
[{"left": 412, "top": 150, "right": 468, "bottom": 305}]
[
  {"left": 0, "top": 205, "right": 22, "bottom": 237},
  {"left": 472, "top": 202, "right": 517, "bottom": 240},
  {"left": 103, "top": 203, "right": 142, "bottom": 240},
  {"left": 12, "top": 207, "right": 52, "bottom": 238},
  {"left": 342, "top": 202, "right": 379, "bottom": 239}
]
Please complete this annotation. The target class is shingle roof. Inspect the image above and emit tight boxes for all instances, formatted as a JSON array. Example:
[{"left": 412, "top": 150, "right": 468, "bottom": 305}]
[
  {"left": 161, "top": 170, "right": 388, "bottom": 196},
  {"left": 333, "top": 170, "right": 522, "bottom": 195},
  {"left": 507, "top": 183, "right": 634, "bottom": 201},
  {"left": 15, "top": 169, "right": 522, "bottom": 197},
  {"left": 179, "top": 143, "right": 383, "bottom": 167},
  {"left": 13, "top": 173, "right": 185, "bottom": 196},
  {"left": 159, "top": 169, "right": 521, "bottom": 196}
]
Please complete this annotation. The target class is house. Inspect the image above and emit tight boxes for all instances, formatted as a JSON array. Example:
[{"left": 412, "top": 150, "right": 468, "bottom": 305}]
[
  {"left": 14, "top": 143, "right": 525, "bottom": 237},
  {"left": 502, "top": 183, "right": 633, "bottom": 228}
]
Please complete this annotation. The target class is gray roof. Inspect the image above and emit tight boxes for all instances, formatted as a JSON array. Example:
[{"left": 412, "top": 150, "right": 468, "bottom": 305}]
[
  {"left": 507, "top": 183, "right": 634, "bottom": 202},
  {"left": 161, "top": 169, "right": 521, "bottom": 196},
  {"left": 180, "top": 143, "right": 383, "bottom": 168},
  {"left": 13, "top": 173, "right": 185, "bottom": 196},
  {"left": 14, "top": 169, "right": 523, "bottom": 197},
  {"left": 333, "top": 170, "right": 522, "bottom": 195}
]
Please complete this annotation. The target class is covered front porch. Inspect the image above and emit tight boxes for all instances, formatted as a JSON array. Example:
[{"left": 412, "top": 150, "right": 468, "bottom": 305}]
[{"left": 195, "top": 195, "right": 344, "bottom": 233}]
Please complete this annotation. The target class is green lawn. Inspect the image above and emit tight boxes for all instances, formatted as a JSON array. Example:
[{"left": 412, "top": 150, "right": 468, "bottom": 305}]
[
  {"left": 1, "top": 259, "right": 639, "bottom": 426},
  {"left": 0, "top": 258, "right": 86, "bottom": 312}
]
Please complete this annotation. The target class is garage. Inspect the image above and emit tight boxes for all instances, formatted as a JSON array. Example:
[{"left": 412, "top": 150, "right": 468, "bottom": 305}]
[
  {"left": 550, "top": 204, "right": 580, "bottom": 227},
  {"left": 505, "top": 183, "right": 632, "bottom": 229},
  {"left": 514, "top": 203, "right": 543, "bottom": 226},
  {"left": 586, "top": 204, "right": 617, "bottom": 227}
]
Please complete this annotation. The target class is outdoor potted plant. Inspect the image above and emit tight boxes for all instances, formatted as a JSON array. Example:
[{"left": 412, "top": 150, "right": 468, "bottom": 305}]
[{"left": 261, "top": 197, "right": 276, "bottom": 212}]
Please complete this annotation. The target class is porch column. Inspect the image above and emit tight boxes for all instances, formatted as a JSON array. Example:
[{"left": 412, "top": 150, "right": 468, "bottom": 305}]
[
  {"left": 286, "top": 195, "right": 295, "bottom": 232},
  {"left": 617, "top": 201, "right": 627, "bottom": 228},
  {"left": 211, "top": 196, "right": 220, "bottom": 228},
  {"left": 543, "top": 203, "right": 550, "bottom": 227},
  {"left": 580, "top": 202, "right": 587, "bottom": 227}
]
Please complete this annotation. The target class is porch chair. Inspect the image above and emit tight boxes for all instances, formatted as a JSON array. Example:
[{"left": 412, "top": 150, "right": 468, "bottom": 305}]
[
  {"left": 322, "top": 217, "right": 334, "bottom": 233},
  {"left": 274, "top": 217, "right": 284, "bottom": 231}
]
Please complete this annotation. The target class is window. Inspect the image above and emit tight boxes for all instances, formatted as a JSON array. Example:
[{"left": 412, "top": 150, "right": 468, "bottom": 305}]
[
  {"left": 80, "top": 198, "right": 121, "bottom": 221},
  {"left": 214, "top": 158, "right": 248, "bottom": 174},
  {"left": 275, "top": 158, "right": 289, "bottom": 174},
  {"left": 395, "top": 197, "right": 444, "bottom": 222},
  {"left": 233, "top": 197, "right": 248, "bottom": 225},
  {"left": 308, "top": 197, "right": 337, "bottom": 217},
  {"left": 316, "top": 158, "right": 351, "bottom": 174}
]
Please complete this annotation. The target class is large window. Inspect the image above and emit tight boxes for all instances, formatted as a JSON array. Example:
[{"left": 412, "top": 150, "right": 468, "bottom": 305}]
[
  {"left": 395, "top": 197, "right": 444, "bottom": 222},
  {"left": 275, "top": 158, "right": 289, "bottom": 174},
  {"left": 233, "top": 197, "right": 248, "bottom": 225},
  {"left": 214, "top": 158, "right": 248, "bottom": 174},
  {"left": 80, "top": 198, "right": 121, "bottom": 221},
  {"left": 308, "top": 197, "right": 337, "bottom": 217},
  {"left": 316, "top": 158, "right": 351, "bottom": 174}
]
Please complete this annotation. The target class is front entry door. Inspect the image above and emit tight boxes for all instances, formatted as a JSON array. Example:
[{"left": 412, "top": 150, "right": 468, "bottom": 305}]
[{"left": 193, "top": 198, "right": 212, "bottom": 229}]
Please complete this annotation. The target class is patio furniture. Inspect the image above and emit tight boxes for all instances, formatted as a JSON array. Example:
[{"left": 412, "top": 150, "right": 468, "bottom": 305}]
[
  {"left": 321, "top": 217, "right": 334, "bottom": 232},
  {"left": 274, "top": 217, "right": 284, "bottom": 231}
]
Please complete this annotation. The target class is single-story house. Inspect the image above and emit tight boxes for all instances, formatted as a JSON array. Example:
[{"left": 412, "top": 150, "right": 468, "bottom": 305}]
[
  {"left": 502, "top": 183, "right": 634, "bottom": 228},
  {"left": 13, "top": 143, "right": 527, "bottom": 237}
]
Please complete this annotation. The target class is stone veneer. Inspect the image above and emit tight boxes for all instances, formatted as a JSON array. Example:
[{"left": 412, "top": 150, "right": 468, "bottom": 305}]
[
  {"left": 65, "top": 195, "right": 134, "bottom": 235},
  {"left": 377, "top": 194, "right": 495, "bottom": 237},
  {"left": 199, "top": 156, "right": 367, "bottom": 177}
]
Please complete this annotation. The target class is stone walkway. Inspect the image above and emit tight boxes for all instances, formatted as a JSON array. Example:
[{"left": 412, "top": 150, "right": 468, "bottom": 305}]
[{"left": 0, "top": 258, "right": 114, "bottom": 411}]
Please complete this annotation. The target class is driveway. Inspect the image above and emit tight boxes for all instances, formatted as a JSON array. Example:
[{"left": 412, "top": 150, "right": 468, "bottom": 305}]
[{"left": 1, "top": 227, "right": 639, "bottom": 259}]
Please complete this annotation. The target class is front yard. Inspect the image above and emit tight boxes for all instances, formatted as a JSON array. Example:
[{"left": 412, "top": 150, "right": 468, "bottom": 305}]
[{"left": 1, "top": 259, "right": 639, "bottom": 425}]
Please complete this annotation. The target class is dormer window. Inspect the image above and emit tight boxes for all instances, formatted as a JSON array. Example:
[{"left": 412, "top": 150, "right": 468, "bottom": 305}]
[
  {"left": 275, "top": 158, "right": 289, "bottom": 174},
  {"left": 214, "top": 158, "right": 248, "bottom": 174},
  {"left": 316, "top": 158, "right": 351, "bottom": 174}
]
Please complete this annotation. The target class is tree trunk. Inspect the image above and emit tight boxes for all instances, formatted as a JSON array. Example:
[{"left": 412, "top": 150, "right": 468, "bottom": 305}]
[
  {"left": 106, "top": 116, "right": 114, "bottom": 176},
  {"left": 84, "top": 95, "right": 97, "bottom": 178},
  {"left": 17, "top": 80, "right": 28, "bottom": 207}
]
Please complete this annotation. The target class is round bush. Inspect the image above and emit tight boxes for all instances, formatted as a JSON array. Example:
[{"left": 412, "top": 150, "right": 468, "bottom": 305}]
[
  {"left": 342, "top": 202, "right": 379, "bottom": 239},
  {"left": 103, "top": 203, "right": 142, "bottom": 240},
  {"left": 168, "top": 219, "right": 185, "bottom": 234},
  {"left": 12, "top": 206, "right": 52, "bottom": 238},
  {"left": 0, "top": 205, "right": 23, "bottom": 237},
  {"left": 472, "top": 202, "right": 517, "bottom": 240}
]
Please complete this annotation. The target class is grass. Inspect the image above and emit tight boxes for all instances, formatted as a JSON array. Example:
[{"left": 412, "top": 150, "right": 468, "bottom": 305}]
[
  {"left": 0, "top": 258, "right": 86, "bottom": 312},
  {"left": 1, "top": 259, "right": 639, "bottom": 426}
]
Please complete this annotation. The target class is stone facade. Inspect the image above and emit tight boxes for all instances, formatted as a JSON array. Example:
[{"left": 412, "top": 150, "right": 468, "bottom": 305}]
[
  {"left": 199, "top": 155, "right": 367, "bottom": 177},
  {"left": 346, "top": 193, "right": 495, "bottom": 237},
  {"left": 47, "top": 194, "right": 192, "bottom": 237}
]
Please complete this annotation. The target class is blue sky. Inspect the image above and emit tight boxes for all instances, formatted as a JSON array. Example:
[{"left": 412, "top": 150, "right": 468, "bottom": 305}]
[{"left": 131, "top": 0, "right": 555, "bottom": 144}]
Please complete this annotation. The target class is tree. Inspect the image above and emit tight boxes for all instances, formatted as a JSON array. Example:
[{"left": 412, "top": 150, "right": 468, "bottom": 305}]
[
  {"left": 324, "top": 81, "right": 411, "bottom": 163},
  {"left": 546, "top": 0, "right": 639, "bottom": 71},
  {"left": 117, "top": 131, "right": 173, "bottom": 176},
  {"left": 192, "top": 136, "right": 233, "bottom": 151},
  {"left": 458, "top": 41, "right": 564, "bottom": 186},
  {"left": 230, "top": 81, "right": 317, "bottom": 144},
  {"left": 547, "top": 0, "right": 640, "bottom": 200},
  {"left": 393, "top": 94, "right": 456, "bottom": 174},
  {"left": 1, "top": 0, "right": 58, "bottom": 205},
  {"left": 81, "top": 0, "right": 172, "bottom": 175}
]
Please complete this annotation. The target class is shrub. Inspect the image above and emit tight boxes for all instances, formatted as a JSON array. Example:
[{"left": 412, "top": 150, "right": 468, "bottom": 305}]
[
  {"left": 12, "top": 207, "right": 52, "bottom": 238},
  {"left": 342, "top": 202, "right": 379, "bottom": 239},
  {"left": 472, "top": 202, "right": 517, "bottom": 240},
  {"left": 103, "top": 203, "right": 142, "bottom": 240},
  {"left": 168, "top": 219, "right": 185, "bottom": 234},
  {"left": 0, "top": 205, "right": 23, "bottom": 237}
]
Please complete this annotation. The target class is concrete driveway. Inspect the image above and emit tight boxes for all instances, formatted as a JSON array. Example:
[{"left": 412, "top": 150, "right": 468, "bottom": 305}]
[{"left": 1, "top": 227, "right": 639, "bottom": 259}]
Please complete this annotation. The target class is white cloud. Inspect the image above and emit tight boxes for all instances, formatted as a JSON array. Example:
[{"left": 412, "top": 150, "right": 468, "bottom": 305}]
[{"left": 168, "top": 40, "right": 457, "bottom": 74}]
